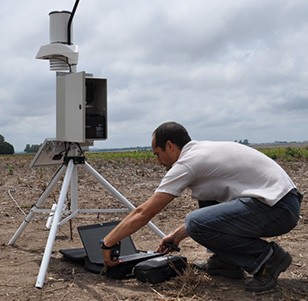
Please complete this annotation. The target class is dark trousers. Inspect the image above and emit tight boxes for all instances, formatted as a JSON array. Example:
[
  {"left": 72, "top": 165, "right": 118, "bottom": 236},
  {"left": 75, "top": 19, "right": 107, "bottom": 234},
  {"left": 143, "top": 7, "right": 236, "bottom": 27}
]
[{"left": 189, "top": 190, "right": 302, "bottom": 274}]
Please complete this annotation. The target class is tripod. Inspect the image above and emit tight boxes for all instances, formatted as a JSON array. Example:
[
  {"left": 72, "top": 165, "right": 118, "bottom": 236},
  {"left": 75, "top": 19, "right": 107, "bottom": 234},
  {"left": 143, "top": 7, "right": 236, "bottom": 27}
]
[{"left": 8, "top": 143, "right": 165, "bottom": 289}]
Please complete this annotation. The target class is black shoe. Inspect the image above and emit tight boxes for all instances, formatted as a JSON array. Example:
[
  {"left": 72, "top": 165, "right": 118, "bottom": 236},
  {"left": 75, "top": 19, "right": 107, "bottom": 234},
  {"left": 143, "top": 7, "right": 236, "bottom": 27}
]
[
  {"left": 193, "top": 254, "right": 245, "bottom": 279},
  {"left": 245, "top": 242, "right": 292, "bottom": 292}
]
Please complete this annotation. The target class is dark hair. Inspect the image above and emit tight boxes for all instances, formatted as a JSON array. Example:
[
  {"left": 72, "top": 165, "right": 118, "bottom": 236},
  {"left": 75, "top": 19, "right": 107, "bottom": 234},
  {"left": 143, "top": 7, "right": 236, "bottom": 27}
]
[{"left": 153, "top": 121, "right": 191, "bottom": 150}]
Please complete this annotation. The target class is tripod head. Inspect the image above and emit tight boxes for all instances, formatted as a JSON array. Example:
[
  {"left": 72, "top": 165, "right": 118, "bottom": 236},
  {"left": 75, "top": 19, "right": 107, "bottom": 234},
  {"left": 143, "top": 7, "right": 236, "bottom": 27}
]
[{"left": 30, "top": 139, "right": 92, "bottom": 168}]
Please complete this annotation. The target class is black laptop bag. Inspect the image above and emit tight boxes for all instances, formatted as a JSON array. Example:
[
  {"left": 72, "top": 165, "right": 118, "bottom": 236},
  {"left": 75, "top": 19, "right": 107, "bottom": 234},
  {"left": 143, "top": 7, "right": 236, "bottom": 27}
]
[{"left": 134, "top": 255, "right": 187, "bottom": 283}]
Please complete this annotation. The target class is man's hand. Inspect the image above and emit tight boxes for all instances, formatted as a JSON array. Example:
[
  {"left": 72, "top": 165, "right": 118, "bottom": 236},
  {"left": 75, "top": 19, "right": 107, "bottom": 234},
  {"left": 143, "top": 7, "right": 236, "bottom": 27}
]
[
  {"left": 157, "top": 234, "right": 180, "bottom": 254},
  {"left": 101, "top": 192, "right": 175, "bottom": 266},
  {"left": 102, "top": 248, "right": 121, "bottom": 268},
  {"left": 164, "top": 241, "right": 181, "bottom": 252},
  {"left": 157, "top": 224, "right": 188, "bottom": 253}
]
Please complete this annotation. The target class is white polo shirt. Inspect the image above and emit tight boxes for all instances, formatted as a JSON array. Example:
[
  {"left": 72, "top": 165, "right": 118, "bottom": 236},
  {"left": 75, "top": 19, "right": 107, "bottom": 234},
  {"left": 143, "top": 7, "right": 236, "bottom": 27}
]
[{"left": 155, "top": 140, "right": 296, "bottom": 206}]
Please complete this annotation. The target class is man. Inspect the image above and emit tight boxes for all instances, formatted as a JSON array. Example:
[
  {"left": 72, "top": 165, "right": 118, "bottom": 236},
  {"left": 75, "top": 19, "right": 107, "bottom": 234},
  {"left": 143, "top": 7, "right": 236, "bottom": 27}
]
[{"left": 102, "top": 121, "right": 302, "bottom": 292}]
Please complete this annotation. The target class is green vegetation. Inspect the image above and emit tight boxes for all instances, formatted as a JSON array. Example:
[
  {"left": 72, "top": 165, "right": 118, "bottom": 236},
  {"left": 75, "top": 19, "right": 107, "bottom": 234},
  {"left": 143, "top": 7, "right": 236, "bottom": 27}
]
[
  {"left": 256, "top": 146, "right": 308, "bottom": 161},
  {"left": 86, "top": 145, "right": 308, "bottom": 162},
  {"left": 2, "top": 143, "right": 307, "bottom": 162},
  {"left": 6, "top": 163, "right": 14, "bottom": 175}
]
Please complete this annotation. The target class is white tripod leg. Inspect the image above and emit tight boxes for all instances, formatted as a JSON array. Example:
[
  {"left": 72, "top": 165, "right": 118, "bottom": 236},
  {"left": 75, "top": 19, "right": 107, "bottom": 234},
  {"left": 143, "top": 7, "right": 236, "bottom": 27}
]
[
  {"left": 8, "top": 165, "right": 66, "bottom": 245},
  {"left": 83, "top": 161, "right": 165, "bottom": 238},
  {"left": 35, "top": 160, "right": 75, "bottom": 289}
]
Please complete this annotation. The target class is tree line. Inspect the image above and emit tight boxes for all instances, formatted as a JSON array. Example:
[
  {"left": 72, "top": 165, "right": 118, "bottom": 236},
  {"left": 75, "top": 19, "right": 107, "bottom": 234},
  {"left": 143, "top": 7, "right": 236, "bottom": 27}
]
[
  {"left": 0, "top": 134, "right": 14, "bottom": 154},
  {"left": 0, "top": 133, "right": 251, "bottom": 155},
  {"left": 0, "top": 134, "right": 41, "bottom": 154}
]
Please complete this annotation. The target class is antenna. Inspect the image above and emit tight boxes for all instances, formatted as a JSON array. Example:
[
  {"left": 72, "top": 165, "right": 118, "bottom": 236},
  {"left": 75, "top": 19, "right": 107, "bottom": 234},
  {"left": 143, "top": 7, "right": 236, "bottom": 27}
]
[{"left": 67, "top": 0, "right": 80, "bottom": 45}]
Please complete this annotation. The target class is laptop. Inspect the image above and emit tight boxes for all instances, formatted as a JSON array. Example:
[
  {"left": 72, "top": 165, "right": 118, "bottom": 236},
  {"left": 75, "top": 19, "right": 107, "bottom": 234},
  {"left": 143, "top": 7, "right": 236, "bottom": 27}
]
[
  {"left": 59, "top": 221, "right": 133, "bottom": 263},
  {"left": 77, "top": 221, "right": 164, "bottom": 277}
]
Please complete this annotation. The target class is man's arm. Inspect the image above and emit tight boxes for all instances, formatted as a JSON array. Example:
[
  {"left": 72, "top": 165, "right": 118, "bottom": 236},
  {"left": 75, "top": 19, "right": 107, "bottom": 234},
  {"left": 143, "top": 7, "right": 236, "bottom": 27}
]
[{"left": 102, "top": 192, "right": 175, "bottom": 266}]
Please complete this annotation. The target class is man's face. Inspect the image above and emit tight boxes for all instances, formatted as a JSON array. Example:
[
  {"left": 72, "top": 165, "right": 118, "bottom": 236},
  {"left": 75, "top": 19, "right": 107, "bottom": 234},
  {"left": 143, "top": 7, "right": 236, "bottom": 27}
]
[{"left": 152, "top": 136, "right": 175, "bottom": 170}]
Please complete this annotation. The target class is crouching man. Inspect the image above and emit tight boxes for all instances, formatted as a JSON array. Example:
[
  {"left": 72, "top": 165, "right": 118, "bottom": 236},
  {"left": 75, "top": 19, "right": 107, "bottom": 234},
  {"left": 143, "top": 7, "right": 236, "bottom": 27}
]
[{"left": 102, "top": 121, "right": 302, "bottom": 292}]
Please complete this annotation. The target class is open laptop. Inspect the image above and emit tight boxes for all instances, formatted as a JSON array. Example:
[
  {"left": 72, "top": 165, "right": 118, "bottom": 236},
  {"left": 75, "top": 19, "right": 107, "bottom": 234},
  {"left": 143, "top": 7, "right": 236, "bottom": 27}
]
[
  {"left": 77, "top": 221, "right": 163, "bottom": 266},
  {"left": 59, "top": 220, "right": 133, "bottom": 263}
]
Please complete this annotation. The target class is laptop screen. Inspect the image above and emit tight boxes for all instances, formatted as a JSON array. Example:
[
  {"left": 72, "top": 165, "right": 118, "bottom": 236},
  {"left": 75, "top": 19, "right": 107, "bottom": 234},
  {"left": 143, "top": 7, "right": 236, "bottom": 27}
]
[{"left": 77, "top": 221, "right": 137, "bottom": 264}]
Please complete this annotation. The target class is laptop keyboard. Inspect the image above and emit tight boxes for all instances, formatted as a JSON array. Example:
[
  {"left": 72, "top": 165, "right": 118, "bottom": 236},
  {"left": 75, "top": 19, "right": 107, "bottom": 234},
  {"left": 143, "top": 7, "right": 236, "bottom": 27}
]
[{"left": 119, "top": 252, "right": 161, "bottom": 262}]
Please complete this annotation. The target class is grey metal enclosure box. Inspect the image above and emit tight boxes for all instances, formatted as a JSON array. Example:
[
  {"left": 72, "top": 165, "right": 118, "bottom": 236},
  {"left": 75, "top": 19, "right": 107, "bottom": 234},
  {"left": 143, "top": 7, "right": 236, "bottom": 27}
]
[{"left": 56, "top": 71, "right": 107, "bottom": 142}]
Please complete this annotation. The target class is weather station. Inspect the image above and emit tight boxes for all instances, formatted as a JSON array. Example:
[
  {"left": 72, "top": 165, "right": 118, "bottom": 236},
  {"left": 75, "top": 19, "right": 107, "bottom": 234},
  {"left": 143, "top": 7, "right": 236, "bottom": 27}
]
[{"left": 8, "top": 0, "right": 164, "bottom": 289}]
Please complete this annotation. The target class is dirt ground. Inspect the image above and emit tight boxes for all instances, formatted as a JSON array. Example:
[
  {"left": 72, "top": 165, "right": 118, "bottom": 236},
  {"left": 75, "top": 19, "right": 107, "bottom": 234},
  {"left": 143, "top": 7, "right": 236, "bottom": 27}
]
[{"left": 0, "top": 154, "right": 307, "bottom": 301}]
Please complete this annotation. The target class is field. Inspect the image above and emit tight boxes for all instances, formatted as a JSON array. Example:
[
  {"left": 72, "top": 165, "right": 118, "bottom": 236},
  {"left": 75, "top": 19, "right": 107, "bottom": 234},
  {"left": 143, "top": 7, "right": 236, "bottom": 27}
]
[{"left": 0, "top": 150, "right": 307, "bottom": 301}]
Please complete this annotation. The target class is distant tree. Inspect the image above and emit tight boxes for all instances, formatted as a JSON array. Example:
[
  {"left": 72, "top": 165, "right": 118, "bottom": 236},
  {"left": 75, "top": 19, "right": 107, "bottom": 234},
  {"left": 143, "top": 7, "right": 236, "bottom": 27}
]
[
  {"left": 0, "top": 134, "right": 15, "bottom": 154},
  {"left": 238, "top": 139, "right": 249, "bottom": 145},
  {"left": 24, "top": 144, "right": 40, "bottom": 153}
]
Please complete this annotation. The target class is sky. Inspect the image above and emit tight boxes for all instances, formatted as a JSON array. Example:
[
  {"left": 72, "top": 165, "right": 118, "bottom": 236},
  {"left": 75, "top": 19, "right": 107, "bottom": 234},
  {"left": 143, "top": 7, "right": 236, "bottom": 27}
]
[{"left": 1, "top": 0, "right": 308, "bottom": 152}]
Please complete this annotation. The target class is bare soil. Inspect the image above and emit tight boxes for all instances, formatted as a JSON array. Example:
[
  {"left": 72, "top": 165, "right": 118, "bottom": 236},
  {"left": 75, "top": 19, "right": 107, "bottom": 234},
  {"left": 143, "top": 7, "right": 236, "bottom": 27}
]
[{"left": 0, "top": 155, "right": 307, "bottom": 301}]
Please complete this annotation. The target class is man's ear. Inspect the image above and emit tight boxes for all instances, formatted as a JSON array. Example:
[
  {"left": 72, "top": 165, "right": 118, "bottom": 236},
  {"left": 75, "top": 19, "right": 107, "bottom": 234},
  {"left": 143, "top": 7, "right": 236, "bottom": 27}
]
[
  {"left": 165, "top": 140, "right": 174, "bottom": 151},
  {"left": 165, "top": 140, "right": 173, "bottom": 149}
]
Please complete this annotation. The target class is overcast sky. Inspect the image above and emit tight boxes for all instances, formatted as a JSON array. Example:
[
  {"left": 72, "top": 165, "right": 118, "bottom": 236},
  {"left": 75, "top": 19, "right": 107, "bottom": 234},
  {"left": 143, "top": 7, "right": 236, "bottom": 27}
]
[{"left": 1, "top": 0, "right": 308, "bottom": 152}]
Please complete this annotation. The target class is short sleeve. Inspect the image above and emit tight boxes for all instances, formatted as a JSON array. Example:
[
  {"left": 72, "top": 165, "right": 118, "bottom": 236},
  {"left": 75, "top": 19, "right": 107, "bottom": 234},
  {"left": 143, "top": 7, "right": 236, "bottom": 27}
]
[{"left": 155, "top": 163, "right": 194, "bottom": 196}]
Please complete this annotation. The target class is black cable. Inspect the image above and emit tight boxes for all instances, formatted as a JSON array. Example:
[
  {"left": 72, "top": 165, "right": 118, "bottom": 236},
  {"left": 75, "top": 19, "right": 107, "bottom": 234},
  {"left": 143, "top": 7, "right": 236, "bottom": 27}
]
[
  {"left": 76, "top": 143, "right": 85, "bottom": 157},
  {"left": 67, "top": 0, "right": 80, "bottom": 45}
]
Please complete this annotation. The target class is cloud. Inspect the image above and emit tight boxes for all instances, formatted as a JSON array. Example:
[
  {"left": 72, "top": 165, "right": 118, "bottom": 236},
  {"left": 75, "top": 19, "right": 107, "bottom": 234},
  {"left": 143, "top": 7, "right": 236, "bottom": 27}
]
[{"left": 1, "top": 0, "right": 308, "bottom": 151}]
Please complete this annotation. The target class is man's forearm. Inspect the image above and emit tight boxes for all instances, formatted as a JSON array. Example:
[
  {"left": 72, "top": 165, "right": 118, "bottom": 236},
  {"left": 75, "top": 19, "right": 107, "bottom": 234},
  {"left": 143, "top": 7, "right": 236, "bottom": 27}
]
[
  {"left": 103, "top": 207, "right": 151, "bottom": 247},
  {"left": 170, "top": 224, "right": 189, "bottom": 244},
  {"left": 103, "top": 192, "right": 175, "bottom": 247}
]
